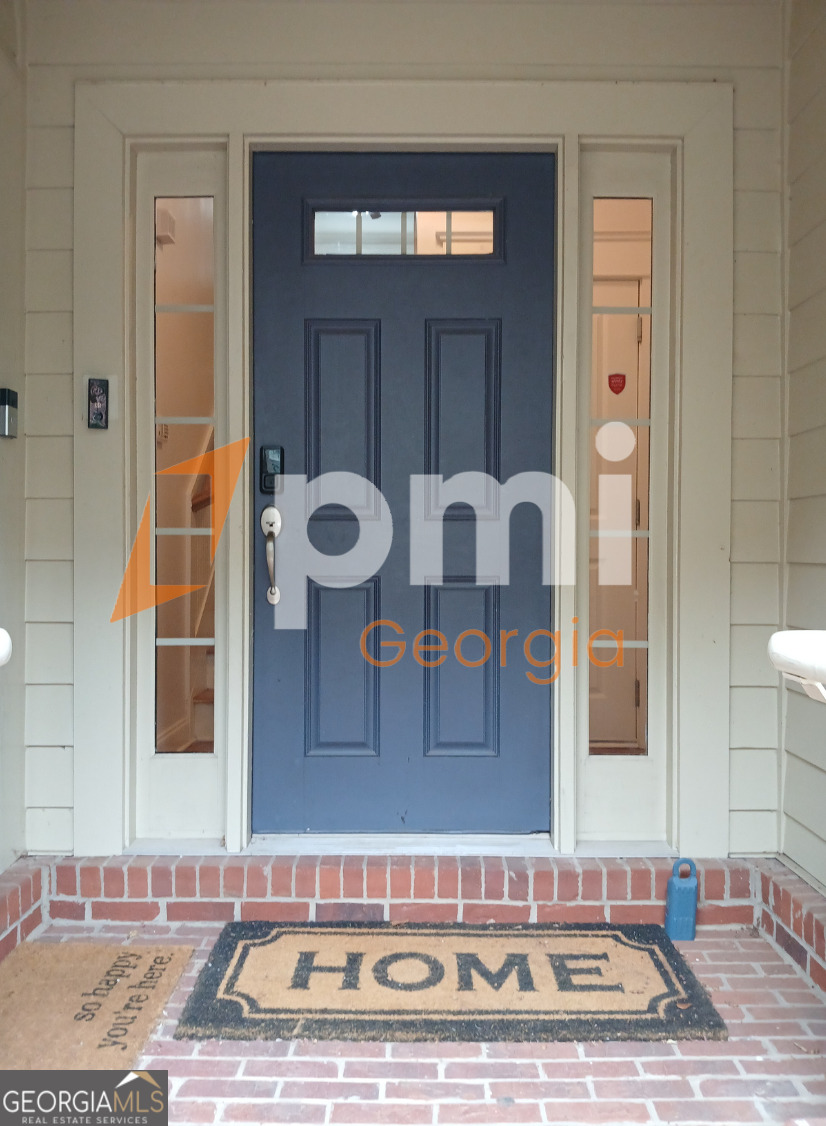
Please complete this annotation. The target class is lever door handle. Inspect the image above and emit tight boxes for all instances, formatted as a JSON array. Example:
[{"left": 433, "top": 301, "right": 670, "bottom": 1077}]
[{"left": 261, "top": 506, "right": 282, "bottom": 605}]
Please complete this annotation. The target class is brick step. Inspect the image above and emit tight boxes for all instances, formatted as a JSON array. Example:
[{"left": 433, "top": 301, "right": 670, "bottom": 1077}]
[{"left": 4, "top": 855, "right": 824, "bottom": 995}]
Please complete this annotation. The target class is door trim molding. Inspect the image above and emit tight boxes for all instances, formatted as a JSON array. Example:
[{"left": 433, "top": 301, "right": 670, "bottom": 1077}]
[{"left": 73, "top": 79, "right": 733, "bottom": 856}]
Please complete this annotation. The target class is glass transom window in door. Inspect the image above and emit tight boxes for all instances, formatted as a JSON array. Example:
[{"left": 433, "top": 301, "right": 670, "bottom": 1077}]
[{"left": 312, "top": 208, "right": 498, "bottom": 257}]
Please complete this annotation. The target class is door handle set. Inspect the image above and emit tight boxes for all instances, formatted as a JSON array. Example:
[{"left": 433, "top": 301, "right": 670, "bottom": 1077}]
[{"left": 261, "top": 506, "right": 282, "bottom": 605}]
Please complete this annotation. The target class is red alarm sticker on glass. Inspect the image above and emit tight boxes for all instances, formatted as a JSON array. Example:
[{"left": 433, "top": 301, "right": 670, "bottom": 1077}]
[{"left": 608, "top": 372, "right": 626, "bottom": 395}]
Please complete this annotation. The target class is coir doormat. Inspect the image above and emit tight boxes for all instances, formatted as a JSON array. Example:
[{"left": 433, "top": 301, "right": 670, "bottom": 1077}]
[
  {"left": 0, "top": 942, "right": 193, "bottom": 1069},
  {"left": 176, "top": 921, "right": 726, "bottom": 1042}
]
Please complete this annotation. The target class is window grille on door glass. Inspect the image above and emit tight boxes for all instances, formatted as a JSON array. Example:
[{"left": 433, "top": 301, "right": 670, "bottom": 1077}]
[
  {"left": 589, "top": 199, "right": 652, "bottom": 756},
  {"left": 153, "top": 197, "right": 216, "bottom": 753}
]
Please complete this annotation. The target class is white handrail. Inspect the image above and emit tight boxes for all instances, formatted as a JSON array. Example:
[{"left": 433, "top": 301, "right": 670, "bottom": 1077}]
[
  {"left": 768, "top": 630, "right": 826, "bottom": 704},
  {"left": 0, "top": 628, "right": 11, "bottom": 667}
]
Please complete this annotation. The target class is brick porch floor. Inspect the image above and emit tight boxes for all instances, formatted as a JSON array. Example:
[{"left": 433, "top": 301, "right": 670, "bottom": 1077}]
[
  {"left": 4, "top": 856, "right": 826, "bottom": 1123},
  {"left": 30, "top": 924, "right": 826, "bottom": 1124}
]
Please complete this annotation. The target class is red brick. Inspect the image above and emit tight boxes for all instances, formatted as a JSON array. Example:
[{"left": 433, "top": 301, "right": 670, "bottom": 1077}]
[
  {"left": 246, "top": 862, "right": 269, "bottom": 899},
  {"left": 224, "top": 1106, "right": 325, "bottom": 1124},
  {"left": 439, "top": 1105, "right": 544, "bottom": 1124},
  {"left": 150, "top": 862, "right": 174, "bottom": 898},
  {"left": 386, "top": 1080, "right": 487, "bottom": 1100},
  {"left": 482, "top": 858, "right": 504, "bottom": 900},
  {"left": 412, "top": 857, "right": 435, "bottom": 900},
  {"left": 462, "top": 903, "right": 530, "bottom": 923},
  {"left": 506, "top": 859, "right": 529, "bottom": 901},
  {"left": 641, "top": 1058, "right": 739, "bottom": 1076},
  {"left": 803, "top": 903, "right": 816, "bottom": 947},
  {"left": 280, "top": 1081, "right": 380, "bottom": 1101},
  {"left": 240, "top": 901, "right": 310, "bottom": 922},
  {"left": 174, "top": 863, "right": 197, "bottom": 899},
  {"left": 0, "top": 929, "right": 18, "bottom": 965},
  {"left": 91, "top": 900, "right": 161, "bottom": 921},
  {"left": 488, "top": 1080, "right": 588, "bottom": 1099},
  {"left": 342, "top": 858, "right": 365, "bottom": 899},
  {"left": 605, "top": 862, "right": 629, "bottom": 901},
  {"left": 343, "top": 1061, "right": 440, "bottom": 1080},
  {"left": 390, "top": 858, "right": 412, "bottom": 899},
  {"left": 580, "top": 859, "right": 605, "bottom": 901},
  {"left": 459, "top": 858, "right": 482, "bottom": 901},
  {"left": 437, "top": 856, "right": 459, "bottom": 899},
  {"left": 331, "top": 1106, "right": 433, "bottom": 1125},
  {"left": 809, "top": 956, "right": 826, "bottom": 994},
  {"left": 760, "top": 908, "right": 774, "bottom": 937},
  {"left": 31, "top": 868, "right": 42, "bottom": 903},
  {"left": 18, "top": 874, "right": 33, "bottom": 914},
  {"left": 79, "top": 864, "right": 102, "bottom": 898},
  {"left": 365, "top": 858, "right": 388, "bottom": 899},
  {"left": 50, "top": 900, "right": 86, "bottom": 920},
  {"left": 294, "top": 858, "right": 319, "bottom": 898},
  {"left": 199, "top": 862, "right": 222, "bottom": 898},
  {"left": 223, "top": 862, "right": 246, "bottom": 898},
  {"left": 628, "top": 859, "right": 653, "bottom": 900},
  {"left": 728, "top": 863, "right": 752, "bottom": 900},
  {"left": 609, "top": 904, "right": 665, "bottom": 924},
  {"left": 0, "top": 893, "right": 8, "bottom": 934},
  {"left": 319, "top": 857, "right": 342, "bottom": 899},
  {"left": 316, "top": 902, "right": 384, "bottom": 922},
  {"left": 532, "top": 868, "right": 555, "bottom": 902},
  {"left": 594, "top": 1078, "right": 693, "bottom": 1098},
  {"left": 178, "top": 1079, "right": 277, "bottom": 1099},
  {"left": 759, "top": 869, "right": 771, "bottom": 904},
  {"left": 700, "top": 863, "right": 726, "bottom": 901},
  {"left": 555, "top": 860, "right": 578, "bottom": 901},
  {"left": 651, "top": 860, "right": 672, "bottom": 901},
  {"left": 169, "top": 1101, "right": 217, "bottom": 1123},
  {"left": 127, "top": 862, "right": 149, "bottom": 899},
  {"left": 244, "top": 1060, "right": 339, "bottom": 1079},
  {"left": 270, "top": 859, "right": 294, "bottom": 898},
  {"left": 167, "top": 901, "right": 234, "bottom": 922},
  {"left": 1, "top": 885, "right": 18, "bottom": 927},
  {"left": 653, "top": 1100, "right": 763, "bottom": 1122},
  {"left": 102, "top": 862, "right": 127, "bottom": 899},
  {"left": 540, "top": 1059, "right": 638, "bottom": 1077},
  {"left": 696, "top": 904, "right": 754, "bottom": 926},
  {"left": 778, "top": 883, "right": 793, "bottom": 928},
  {"left": 815, "top": 914, "right": 826, "bottom": 961},
  {"left": 536, "top": 904, "right": 607, "bottom": 923},
  {"left": 20, "top": 906, "right": 42, "bottom": 939},
  {"left": 389, "top": 902, "right": 459, "bottom": 923}
]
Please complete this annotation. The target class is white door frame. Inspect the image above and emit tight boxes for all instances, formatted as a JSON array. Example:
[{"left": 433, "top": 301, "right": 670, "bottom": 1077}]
[{"left": 73, "top": 79, "right": 733, "bottom": 856}]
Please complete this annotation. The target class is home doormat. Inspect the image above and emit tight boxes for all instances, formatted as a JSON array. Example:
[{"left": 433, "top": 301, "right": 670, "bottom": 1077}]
[
  {"left": 176, "top": 921, "right": 726, "bottom": 1042},
  {"left": 0, "top": 942, "right": 193, "bottom": 1069}
]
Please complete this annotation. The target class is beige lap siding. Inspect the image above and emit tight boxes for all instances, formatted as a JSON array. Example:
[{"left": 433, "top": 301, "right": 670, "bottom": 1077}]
[{"left": 783, "top": 0, "right": 826, "bottom": 887}]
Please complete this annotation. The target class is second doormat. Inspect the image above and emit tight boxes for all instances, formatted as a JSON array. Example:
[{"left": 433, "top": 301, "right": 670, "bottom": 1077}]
[
  {"left": 0, "top": 941, "right": 193, "bottom": 1069},
  {"left": 176, "top": 921, "right": 726, "bottom": 1042}
]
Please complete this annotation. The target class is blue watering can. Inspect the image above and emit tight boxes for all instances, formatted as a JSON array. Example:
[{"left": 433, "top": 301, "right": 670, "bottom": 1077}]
[{"left": 664, "top": 858, "right": 697, "bottom": 940}]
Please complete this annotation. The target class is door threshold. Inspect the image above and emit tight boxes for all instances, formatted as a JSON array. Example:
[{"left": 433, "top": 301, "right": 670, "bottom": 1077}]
[{"left": 245, "top": 833, "right": 560, "bottom": 857}]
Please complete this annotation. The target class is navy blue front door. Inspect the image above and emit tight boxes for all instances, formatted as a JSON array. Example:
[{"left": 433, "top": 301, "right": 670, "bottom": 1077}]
[{"left": 252, "top": 152, "right": 555, "bottom": 832}]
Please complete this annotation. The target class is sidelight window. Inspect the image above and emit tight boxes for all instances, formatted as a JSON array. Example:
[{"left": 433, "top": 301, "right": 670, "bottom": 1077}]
[
  {"left": 588, "top": 199, "right": 652, "bottom": 756},
  {"left": 153, "top": 197, "right": 216, "bottom": 753}
]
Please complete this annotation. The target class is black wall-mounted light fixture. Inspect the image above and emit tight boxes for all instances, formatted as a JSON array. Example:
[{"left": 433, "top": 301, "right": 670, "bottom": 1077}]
[{"left": 0, "top": 389, "right": 18, "bottom": 438}]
